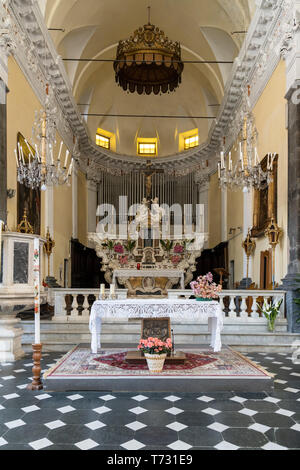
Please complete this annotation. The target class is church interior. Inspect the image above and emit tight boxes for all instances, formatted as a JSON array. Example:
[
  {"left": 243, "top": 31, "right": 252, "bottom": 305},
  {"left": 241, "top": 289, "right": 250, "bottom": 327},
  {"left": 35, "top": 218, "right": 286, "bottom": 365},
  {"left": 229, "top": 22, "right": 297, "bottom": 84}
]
[{"left": 0, "top": 0, "right": 300, "bottom": 453}]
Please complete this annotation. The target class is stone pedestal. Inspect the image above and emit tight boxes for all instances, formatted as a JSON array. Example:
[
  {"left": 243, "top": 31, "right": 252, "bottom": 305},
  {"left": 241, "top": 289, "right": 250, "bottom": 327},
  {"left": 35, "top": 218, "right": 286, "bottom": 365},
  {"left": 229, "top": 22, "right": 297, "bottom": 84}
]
[{"left": 0, "top": 317, "right": 24, "bottom": 362}]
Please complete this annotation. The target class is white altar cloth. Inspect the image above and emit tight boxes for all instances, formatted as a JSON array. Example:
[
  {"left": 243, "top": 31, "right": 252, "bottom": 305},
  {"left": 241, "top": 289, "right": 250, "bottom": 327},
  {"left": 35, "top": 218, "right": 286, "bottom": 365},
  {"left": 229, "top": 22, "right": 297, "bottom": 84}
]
[
  {"left": 89, "top": 298, "right": 223, "bottom": 353},
  {"left": 112, "top": 269, "right": 185, "bottom": 289}
]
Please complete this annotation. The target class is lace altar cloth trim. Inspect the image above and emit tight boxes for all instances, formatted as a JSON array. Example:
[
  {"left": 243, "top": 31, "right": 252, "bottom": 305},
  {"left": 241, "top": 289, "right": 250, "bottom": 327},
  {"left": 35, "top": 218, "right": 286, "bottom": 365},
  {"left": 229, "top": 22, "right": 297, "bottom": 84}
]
[
  {"left": 90, "top": 299, "right": 222, "bottom": 321},
  {"left": 89, "top": 299, "right": 223, "bottom": 353}
]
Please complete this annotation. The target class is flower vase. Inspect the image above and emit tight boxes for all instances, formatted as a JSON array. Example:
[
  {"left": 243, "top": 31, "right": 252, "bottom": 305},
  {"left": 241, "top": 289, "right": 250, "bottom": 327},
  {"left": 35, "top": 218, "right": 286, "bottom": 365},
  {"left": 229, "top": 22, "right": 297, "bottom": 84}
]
[
  {"left": 267, "top": 318, "right": 276, "bottom": 332},
  {"left": 144, "top": 353, "right": 167, "bottom": 373}
]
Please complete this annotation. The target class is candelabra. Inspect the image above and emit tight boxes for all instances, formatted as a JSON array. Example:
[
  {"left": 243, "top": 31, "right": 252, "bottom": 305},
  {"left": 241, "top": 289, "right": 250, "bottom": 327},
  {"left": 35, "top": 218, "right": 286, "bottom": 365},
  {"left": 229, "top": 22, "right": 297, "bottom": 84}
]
[
  {"left": 218, "top": 87, "right": 276, "bottom": 191},
  {"left": 265, "top": 217, "right": 283, "bottom": 289},
  {"left": 242, "top": 229, "right": 256, "bottom": 279},
  {"left": 15, "top": 85, "right": 74, "bottom": 191}
]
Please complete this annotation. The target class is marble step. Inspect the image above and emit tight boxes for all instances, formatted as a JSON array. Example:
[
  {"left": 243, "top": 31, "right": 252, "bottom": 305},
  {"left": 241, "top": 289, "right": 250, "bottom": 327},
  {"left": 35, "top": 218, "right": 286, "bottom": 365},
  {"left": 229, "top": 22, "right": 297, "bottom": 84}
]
[
  {"left": 21, "top": 324, "right": 299, "bottom": 354},
  {"left": 21, "top": 319, "right": 288, "bottom": 333}
]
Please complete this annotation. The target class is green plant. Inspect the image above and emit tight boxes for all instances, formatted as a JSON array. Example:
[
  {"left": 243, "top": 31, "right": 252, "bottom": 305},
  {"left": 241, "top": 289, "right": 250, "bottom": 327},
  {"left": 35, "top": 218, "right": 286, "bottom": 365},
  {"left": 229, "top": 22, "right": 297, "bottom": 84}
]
[
  {"left": 182, "top": 238, "right": 195, "bottom": 250},
  {"left": 258, "top": 298, "right": 283, "bottom": 332},
  {"left": 124, "top": 239, "right": 136, "bottom": 253},
  {"left": 160, "top": 239, "right": 174, "bottom": 252},
  {"left": 102, "top": 240, "right": 115, "bottom": 251}
]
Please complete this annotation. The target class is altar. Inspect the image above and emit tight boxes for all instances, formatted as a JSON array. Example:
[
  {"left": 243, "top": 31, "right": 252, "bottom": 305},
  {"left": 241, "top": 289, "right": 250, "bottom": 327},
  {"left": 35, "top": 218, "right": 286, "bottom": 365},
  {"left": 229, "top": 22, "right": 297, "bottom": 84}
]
[
  {"left": 112, "top": 268, "right": 185, "bottom": 295},
  {"left": 89, "top": 298, "right": 223, "bottom": 354}
]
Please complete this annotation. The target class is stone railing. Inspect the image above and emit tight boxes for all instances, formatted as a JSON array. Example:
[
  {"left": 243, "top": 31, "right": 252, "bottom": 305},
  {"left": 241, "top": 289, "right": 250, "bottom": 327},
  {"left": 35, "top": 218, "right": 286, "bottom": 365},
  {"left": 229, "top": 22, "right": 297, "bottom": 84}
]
[
  {"left": 167, "top": 289, "right": 286, "bottom": 320},
  {"left": 51, "top": 288, "right": 128, "bottom": 321},
  {"left": 50, "top": 287, "right": 286, "bottom": 322}
]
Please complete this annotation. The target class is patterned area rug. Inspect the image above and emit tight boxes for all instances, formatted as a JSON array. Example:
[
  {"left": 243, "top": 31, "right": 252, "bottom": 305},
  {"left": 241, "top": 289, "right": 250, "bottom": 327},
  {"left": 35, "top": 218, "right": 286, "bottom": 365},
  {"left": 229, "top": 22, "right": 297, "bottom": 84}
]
[{"left": 44, "top": 346, "right": 272, "bottom": 378}]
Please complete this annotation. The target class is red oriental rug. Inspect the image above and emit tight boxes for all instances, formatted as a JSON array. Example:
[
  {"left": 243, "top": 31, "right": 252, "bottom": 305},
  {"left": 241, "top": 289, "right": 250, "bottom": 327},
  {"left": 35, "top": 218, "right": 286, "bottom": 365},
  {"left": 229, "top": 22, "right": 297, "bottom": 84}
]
[{"left": 44, "top": 345, "right": 272, "bottom": 379}]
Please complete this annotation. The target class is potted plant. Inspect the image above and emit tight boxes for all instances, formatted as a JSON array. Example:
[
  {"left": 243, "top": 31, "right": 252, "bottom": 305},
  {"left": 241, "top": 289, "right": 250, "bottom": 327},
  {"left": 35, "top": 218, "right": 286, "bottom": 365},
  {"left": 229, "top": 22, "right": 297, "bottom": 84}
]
[
  {"left": 258, "top": 298, "right": 283, "bottom": 332},
  {"left": 190, "top": 272, "right": 222, "bottom": 301},
  {"left": 102, "top": 240, "right": 115, "bottom": 260},
  {"left": 138, "top": 337, "right": 172, "bottom": 373}
]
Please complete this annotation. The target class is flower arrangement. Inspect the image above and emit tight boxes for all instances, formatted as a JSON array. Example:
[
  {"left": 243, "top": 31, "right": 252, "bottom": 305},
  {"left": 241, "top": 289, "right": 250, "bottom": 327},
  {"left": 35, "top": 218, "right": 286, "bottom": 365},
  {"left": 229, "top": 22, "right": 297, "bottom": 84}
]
[
  {"left": 114, "top": 243, "right": 124, "bottom": 254},
  {"left": 258, "top": 298, "right": 283, "bottom": 332},
  {"left": 171, "top": 255, "right": 181, "bottom": 265},
  {"left": 190, "top": 272, "right": 222, "bottom": 299},
  {"left": 174, "top": 244, "right": 183, "bottom": 254},
  {"left": 138, "top": 337, "right": 172, "bottom": 355},
  {"left": 119, "top": 255, "right": 128, "bottom": 265}
]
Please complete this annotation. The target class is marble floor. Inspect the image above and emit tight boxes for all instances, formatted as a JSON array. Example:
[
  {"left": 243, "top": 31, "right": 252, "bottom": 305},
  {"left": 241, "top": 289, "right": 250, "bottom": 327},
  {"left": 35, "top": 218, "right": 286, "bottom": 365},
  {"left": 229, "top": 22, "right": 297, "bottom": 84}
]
[{"left": 0, "top": 351, "right": 299, "bottom": 450}]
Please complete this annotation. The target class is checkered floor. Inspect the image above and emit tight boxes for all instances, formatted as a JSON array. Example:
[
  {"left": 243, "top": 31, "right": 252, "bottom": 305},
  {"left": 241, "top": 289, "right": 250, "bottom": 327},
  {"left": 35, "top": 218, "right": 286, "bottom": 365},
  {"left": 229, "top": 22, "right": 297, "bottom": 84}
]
[{"left": 0, "top": 351, "right": 299, "bottom": 450}]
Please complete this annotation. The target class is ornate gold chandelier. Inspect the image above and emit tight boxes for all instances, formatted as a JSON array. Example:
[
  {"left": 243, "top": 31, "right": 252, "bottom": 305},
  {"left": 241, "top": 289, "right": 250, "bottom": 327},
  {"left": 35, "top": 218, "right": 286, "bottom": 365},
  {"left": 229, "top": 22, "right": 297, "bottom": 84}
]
[{"left": 113, "top": 8, "right": 184, "bottom": 95}]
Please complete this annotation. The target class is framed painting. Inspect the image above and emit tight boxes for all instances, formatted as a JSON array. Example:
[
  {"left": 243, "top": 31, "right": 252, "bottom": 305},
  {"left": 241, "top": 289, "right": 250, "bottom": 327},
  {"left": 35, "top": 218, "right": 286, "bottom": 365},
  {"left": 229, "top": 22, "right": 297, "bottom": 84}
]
[
  {"left": 252, "top": 154, "right": 278, "bottom": 238},
  {"left": 141, "top": 317, "right": 171, "bottom": 342}
]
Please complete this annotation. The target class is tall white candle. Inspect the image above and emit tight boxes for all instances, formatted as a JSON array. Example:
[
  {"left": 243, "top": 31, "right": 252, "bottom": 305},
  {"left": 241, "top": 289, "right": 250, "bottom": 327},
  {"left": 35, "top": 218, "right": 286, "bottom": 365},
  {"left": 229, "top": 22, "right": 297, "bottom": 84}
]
[
  {"left": 50, "top": 144, "right": 54, "bottom": 165},
  {"left": 217, "top": 162, "right": 220, "bottom": 178},
  {"left": 14, "top": 149, "right": 19, "bottom": 167},
  {"left": 64, "top": 150, "right": 69, "bottom": 168},
  {"left": 110, "top": 284, "right": 115, "bottom": 295},
  {"left": 229, "top": 152, "right": 232, "bottom": 171},
  {"left": 35, "top": 144, "right": 40, "bottom": 163},
  {"left": 221, "top": 151, "right": 224, "bottom": 169},
  {"left": 33, "top": 238, "right": 40, "bottom": 344},
  {"left": 20, "top": 145, "right": 25, "bottom": 165},
  {"left": 100, "top": 283, "right": 105, "bottom": 295},
  {"left": 57, "top": 141, "right": 63, "bottom": 163}
]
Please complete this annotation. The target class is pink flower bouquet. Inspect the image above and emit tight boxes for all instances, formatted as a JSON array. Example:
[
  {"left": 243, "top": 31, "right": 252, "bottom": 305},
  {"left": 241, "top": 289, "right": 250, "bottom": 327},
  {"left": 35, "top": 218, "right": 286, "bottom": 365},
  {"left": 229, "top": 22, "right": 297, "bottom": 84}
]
[
  {"left": 171, "top": 255, "right": 181, "bottom": 265},
  {"left": 138, "top": 337, "right": 172, "bottom": 355},
  {"left": 190, "top": 272, "right": 222, "bottom": 299},
  {"left": 119, "top": 255, "right": 128, "bottom": 265},
  {"left": 114, "top": 243, "right": 124, "bottom": 254},
  {"left": 174, "top": 244, "right": 184, "bottom": 254}
]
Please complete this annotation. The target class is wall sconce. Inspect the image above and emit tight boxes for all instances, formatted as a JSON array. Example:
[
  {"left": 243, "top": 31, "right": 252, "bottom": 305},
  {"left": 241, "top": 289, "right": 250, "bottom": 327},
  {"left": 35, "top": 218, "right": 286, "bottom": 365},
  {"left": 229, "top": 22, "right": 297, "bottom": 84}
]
[{"left": 7, "top": 189, "right": 16, "bottom": 199}]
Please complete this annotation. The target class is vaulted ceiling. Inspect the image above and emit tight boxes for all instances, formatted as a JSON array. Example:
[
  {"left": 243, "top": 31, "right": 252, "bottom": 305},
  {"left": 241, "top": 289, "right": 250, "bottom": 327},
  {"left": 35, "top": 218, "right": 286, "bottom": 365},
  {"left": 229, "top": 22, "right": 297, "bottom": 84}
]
[{"left": 38, "top": 0, "right": 256, "bottom": 157}]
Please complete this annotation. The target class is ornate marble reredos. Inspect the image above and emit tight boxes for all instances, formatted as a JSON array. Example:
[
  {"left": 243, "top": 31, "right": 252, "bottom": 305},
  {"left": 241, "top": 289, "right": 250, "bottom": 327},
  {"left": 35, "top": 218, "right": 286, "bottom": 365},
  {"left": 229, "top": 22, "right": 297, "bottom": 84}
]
[{"left": 0, "top": 0, "right": 299, "bottom": 181}]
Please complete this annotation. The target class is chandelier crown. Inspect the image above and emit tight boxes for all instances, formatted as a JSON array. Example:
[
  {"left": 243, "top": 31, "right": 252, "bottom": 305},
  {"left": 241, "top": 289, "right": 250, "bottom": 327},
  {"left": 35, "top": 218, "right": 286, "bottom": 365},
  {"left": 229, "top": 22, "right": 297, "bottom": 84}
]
[{"left": 114, "top": 14, "right": 183, "bottom": 95}]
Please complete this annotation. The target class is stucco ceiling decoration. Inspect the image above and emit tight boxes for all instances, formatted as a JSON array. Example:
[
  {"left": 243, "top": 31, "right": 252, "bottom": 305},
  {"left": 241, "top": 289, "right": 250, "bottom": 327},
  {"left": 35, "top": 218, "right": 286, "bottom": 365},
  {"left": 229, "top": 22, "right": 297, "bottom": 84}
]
[
  {"left": 113, "top": 14, "right": 184, "bottom": 95},
  {"left": 3, "top": 0, "right": 296, "bottom": 180}
]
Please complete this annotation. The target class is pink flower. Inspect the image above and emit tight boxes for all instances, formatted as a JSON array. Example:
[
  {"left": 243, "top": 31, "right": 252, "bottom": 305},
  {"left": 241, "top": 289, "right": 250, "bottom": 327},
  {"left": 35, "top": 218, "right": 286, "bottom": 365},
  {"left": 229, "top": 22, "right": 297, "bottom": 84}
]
[
  {"left": 114, "top": 243, "right": 124, "bottom": 254},
  {"left": 174, "top": 244, "right": 183, "bottom": 254}
]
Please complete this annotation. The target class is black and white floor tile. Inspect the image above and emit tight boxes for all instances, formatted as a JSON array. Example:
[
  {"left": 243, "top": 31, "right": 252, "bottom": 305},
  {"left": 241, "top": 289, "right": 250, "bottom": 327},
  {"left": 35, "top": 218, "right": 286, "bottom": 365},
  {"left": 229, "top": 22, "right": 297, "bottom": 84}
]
[{"left": 0, "top": 351, "right": 299, "bottom": 450}]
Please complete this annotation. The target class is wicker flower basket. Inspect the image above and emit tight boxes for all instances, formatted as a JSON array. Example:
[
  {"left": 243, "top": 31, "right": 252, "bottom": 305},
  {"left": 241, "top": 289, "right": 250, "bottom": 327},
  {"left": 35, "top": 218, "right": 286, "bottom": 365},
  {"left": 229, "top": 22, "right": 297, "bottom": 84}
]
[{"left": 144, "top": 353, "right": 167, "bottom": 373}]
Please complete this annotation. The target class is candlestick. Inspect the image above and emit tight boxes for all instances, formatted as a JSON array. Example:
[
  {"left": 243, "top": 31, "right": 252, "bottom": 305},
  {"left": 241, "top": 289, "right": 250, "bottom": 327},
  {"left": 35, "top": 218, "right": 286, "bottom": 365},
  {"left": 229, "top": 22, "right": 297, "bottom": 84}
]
[
  {"left": 110, "top": 283, "right": 116, "bottom": 299},
  {"left": 100, "top": 283, "right": 105, "bottom": 300}
]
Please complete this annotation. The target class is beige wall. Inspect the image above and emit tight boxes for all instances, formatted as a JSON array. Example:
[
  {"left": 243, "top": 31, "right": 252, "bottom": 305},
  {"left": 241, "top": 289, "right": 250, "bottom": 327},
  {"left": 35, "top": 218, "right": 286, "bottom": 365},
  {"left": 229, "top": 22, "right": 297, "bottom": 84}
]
[
  {"left": 252, "top": 60, "right": 288, "bottom": 285},
  {"left": 219, "top": 59, "right": 288, "bottom": 286},
  {"left": 6, "top": 57, "right": 76, "bottom": 284}
]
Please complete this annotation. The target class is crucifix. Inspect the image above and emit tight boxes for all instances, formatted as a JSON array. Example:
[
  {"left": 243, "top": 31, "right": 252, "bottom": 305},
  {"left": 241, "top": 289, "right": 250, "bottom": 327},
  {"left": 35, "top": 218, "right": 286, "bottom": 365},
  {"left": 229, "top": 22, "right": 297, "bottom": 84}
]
[{"left": 141, "top": 160, "right": 164, "bottom": 199}]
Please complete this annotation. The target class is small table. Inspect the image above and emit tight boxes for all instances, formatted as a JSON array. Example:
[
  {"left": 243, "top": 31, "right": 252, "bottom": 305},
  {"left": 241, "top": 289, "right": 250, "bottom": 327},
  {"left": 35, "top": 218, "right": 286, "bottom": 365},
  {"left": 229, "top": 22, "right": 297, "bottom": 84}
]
[{"left": 89, "top": 298, "right": 223, "bottom": 353}]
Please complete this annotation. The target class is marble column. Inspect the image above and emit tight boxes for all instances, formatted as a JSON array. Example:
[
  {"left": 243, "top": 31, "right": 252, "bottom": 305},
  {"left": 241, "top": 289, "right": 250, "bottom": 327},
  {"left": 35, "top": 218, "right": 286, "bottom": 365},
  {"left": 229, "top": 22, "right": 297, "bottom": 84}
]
[
  {"left": 280, "top": 84, "right": 300, "bottom": 332},
  {"left": 280, "top": 7, "right": 300, "bottom": 332},
  {"left": 0, "top": 79, "right": 7, "bottom": 223}
]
